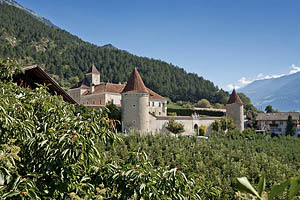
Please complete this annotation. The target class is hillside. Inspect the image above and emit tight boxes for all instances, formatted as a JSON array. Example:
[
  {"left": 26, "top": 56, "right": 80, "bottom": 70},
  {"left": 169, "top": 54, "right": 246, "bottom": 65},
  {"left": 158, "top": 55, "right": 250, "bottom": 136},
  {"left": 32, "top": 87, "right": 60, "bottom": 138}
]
[
  {"left": 0, "top": 3, "right": 228, "bottom": 104},
  {"left": 0, "top": 0, "right": 57, "bottom": 27},
  {"left": 239, "top": 72, "right": 300, "bottom": 111}
]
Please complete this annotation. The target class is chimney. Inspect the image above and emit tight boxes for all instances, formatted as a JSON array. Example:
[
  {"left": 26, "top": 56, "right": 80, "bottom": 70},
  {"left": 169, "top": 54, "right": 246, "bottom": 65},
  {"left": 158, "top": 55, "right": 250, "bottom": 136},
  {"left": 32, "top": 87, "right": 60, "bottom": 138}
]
[{"left": 90, "top": 83, "right": 95, "bottom": 94}]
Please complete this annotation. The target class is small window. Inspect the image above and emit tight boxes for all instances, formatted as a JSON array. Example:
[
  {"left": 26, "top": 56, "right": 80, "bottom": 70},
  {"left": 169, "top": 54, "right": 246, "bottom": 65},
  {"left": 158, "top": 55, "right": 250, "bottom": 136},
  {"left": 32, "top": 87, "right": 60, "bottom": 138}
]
[
  {"left": 159, "top": 103, "right": 161, "bottom": 107},
  {"left": 132, "top": 104, "right": 136, "bottom": 108},
  {"left": 162, "top": 103, "right": 165, "bottom": 107},
  {"left": 111, "top": 99, "right": 114, "bottom": 104},
  {"left": 159, "top": 112, "right": 161, "bottom": 115},
  {"left": 100, "top": 100, "right": 102, "bottom": 104},
  {"left": 152, "top": 102, "right": 154, "bottom": 107},
  {"left": 148, "top": 102, "right": 150, "bottom": 106}
]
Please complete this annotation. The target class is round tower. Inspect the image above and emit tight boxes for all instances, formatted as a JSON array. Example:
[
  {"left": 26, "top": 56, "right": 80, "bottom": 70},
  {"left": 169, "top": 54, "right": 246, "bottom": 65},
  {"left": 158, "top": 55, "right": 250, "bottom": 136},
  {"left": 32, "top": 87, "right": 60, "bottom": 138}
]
[
  {"left": 121, "top": 68, "right": 149, "bottom": 133},
  {"left": 226, "top": 89, "right": 244, "bottom": 131}
]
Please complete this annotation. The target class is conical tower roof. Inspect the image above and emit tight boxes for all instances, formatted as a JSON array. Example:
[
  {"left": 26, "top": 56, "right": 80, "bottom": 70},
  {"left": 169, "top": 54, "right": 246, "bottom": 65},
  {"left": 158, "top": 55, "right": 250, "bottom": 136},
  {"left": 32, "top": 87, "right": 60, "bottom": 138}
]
[
  {"left": 122, "top": 68, "right": 148, "bottom": 93},
  {"left": 227, "top": 88, "right": 243, "bottom": 104},
  {"left": 88, "top": 64, "right": 100, "bottom": 74}
]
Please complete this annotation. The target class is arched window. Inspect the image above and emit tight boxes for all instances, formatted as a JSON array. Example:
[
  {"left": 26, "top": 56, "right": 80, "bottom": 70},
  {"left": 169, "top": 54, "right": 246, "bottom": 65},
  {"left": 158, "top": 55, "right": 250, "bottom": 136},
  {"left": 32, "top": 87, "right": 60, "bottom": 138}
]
[{"left": 194, "top": 124, "right": 199, "bottom": 136}]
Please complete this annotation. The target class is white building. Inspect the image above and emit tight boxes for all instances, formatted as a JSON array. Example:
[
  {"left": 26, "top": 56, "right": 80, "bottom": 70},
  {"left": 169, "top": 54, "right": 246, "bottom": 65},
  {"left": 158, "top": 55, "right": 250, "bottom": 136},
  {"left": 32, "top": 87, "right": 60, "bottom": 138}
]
[{"left": 68, "top": 65, "right": 244, "bottom": 135}]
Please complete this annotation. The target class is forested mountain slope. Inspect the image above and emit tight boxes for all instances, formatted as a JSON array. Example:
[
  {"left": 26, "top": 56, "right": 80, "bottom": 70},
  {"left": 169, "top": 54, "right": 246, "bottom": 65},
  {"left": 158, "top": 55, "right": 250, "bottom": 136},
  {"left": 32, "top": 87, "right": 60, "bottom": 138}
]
[{"left": 0, "top": 4, "right": 228, "bottom": 103}]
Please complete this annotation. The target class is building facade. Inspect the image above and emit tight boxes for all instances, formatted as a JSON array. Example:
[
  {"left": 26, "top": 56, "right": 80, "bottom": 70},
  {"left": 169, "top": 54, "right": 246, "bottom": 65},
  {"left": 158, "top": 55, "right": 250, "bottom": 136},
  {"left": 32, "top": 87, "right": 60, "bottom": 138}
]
[
  {"left": 69, "top": 65, "right": 245, "bottom": 135},
  {"left": 256, "top": 112, "right": 299, "bottom": 135}
]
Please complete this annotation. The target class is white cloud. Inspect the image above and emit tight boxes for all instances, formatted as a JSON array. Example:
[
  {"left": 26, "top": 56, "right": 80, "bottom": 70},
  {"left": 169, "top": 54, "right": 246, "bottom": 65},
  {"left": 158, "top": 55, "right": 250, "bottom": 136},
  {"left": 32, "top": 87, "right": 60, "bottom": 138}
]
[
  {"left": 226, "top": 84, "right": 240, "bottom": 91},
  {"left": 289, "top": 64, "right": 300, "bottom": 74},
  {"left": 238, "top": 77, "right": 252, "bottom": 86},
  {"left": 226, "top": 64, "right": 300, "bottom": 91}
]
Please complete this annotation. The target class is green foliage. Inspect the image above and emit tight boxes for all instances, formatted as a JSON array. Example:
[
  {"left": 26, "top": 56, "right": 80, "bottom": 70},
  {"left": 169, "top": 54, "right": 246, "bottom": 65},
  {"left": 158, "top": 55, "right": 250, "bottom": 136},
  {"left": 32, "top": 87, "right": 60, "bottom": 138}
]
[
  {"left": 235, "top": 176, "right": 300, "bottom": 200},
  {"left": 195, "top": 99, "right": 211, "bottom": 108},
  {"left": 0, "top": 57, "right": 23, "bottom": 81},
  {"left": 99, "top": 129, "right": 300, "bottom": 199},
  {"left": 167, "top": 108, "right": 225, "bottom": 117},
  {"left": 165, "top": 118, "right": 185, "bottom": 135},
  {"left": 105, "top": 102, "right": 121, "bottom": 132},
  {"left": 0, "top": 59, "right": 201, "bottom": 199},
  {"left": 198, "top": 125, "right": 206, "bottom": 136},
  {"left": 286, "top": 115, "right": 296, "bottom": 136},
  {"left": 265, "top": 105, "right": 279, "bottom": 113},
  {"left": 0, "top": 4, "right": 229, "bottom": 104},
  {"left": 211, "top": 117, "right": 236, "bottom": 132}
]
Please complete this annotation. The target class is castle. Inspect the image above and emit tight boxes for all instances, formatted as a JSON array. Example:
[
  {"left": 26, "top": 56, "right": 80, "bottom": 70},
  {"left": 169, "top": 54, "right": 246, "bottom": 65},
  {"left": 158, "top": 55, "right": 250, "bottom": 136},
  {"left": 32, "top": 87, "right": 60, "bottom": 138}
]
[{"left": 68, "top": 65, "right": 244, "bottom": 135}]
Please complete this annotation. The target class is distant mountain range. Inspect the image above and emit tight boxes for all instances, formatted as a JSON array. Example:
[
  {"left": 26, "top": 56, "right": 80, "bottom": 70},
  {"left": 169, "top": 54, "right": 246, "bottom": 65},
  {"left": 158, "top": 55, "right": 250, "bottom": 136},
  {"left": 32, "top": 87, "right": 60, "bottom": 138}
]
[
  {"left": 239, "top": 72, "right": 300, "bottom": 111},
  {"left": 0, "top": 0, "right": 57, "bottom": 27}
]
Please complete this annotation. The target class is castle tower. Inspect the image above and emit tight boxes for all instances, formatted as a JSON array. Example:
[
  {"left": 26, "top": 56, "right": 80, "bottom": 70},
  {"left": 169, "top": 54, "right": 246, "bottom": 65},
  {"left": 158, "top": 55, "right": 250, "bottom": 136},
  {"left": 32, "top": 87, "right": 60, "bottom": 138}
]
[
  {"left": 226, "top": 89, "right": 244, "bottom": 131},
  {"left": 121, "top": 68, "right": 149, "bottom": 133},
  {"left": 86, "top": 64, "right": 100, "bottom": 85}
]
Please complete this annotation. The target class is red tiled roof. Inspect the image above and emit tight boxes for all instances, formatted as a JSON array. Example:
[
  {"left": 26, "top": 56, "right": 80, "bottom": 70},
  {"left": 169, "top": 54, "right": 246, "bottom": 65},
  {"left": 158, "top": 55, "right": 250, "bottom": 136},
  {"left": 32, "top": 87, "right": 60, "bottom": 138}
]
[
  {"left": 227, "top": 89, "right": 243, "bottom": 104},
  {"left": 81, "top": 82, "right": 125, "bottom": 95},
  {"left": 84, "top": 104, "right": 121, "bottom": 108},
  {"left": 88, "top": 64, "right": 100, "bottom": 74},
  {"left": 93, "top": 82, "right": 125, "bottom": 94},
  {"left": 147, "top": 88, "right": 166, "bottom": 100},
  {"left": 122, "top": 68, "right": 148, "bottom": 93}
]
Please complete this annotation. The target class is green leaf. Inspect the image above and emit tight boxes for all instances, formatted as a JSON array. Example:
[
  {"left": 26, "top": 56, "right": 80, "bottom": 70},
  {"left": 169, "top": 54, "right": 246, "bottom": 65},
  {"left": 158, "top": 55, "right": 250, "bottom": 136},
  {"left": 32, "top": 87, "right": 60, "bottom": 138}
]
[
  {"left": 257, "top": 176, "right": 266, "bottom": 197},
  {"left": 235, "top": 177, "right": 260, "bottom": 198},
  {"left": 288, "top": 177, "right": 300, "bottom": 200},
  {"left": 268, "top": 180, "right": 289, "bottom": 199},
  {"left": 0, "top": 173, "right": 4, "bottom": 185}
]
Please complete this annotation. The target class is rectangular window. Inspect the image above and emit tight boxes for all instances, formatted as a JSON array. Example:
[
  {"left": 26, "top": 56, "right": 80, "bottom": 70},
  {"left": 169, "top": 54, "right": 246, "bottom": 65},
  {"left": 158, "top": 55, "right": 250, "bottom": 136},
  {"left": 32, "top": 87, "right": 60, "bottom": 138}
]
[
  {"left": 159, "top": 103, "right": 161, "bottom": 107},
  {"left": 152, "top": 102, "right": 154, "bottom": 107},
  {"left": 159, "top": 112, "right": 161, "bottom": 115},
  {"left": 100, "top": 100, "right": 102, "bottom": 104}
]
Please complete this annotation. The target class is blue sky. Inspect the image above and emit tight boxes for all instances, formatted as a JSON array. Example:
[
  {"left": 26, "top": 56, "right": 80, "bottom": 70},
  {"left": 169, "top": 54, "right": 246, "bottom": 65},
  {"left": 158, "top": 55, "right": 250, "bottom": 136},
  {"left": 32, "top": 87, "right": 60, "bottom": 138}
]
[{"left": 18, "top": 0, "right": 300, "bottom": 90}]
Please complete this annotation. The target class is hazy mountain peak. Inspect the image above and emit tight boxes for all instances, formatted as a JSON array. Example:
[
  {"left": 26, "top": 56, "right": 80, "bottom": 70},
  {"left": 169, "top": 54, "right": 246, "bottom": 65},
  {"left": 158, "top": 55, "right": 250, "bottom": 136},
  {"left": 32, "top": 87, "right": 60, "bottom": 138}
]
[{"left": 239, "top": 71, "right": 300, "bottom": 111}]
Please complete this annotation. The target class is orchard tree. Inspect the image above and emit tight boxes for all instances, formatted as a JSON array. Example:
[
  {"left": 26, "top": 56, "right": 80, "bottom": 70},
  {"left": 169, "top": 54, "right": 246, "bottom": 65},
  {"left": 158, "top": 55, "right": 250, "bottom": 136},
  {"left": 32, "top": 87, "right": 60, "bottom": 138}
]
[
  {"left": 165, "top": 118, "right": 185, "bottom": 136},
  {"left": 211, "top": 117, "right": 236, "bottom": 132}
]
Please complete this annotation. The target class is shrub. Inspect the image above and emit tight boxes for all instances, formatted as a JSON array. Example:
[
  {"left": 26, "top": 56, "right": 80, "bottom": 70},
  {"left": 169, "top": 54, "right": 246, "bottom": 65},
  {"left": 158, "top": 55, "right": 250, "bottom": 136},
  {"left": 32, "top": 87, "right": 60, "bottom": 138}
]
[{"left": 198, "top": 125, "right": 206, "bottom": 136}]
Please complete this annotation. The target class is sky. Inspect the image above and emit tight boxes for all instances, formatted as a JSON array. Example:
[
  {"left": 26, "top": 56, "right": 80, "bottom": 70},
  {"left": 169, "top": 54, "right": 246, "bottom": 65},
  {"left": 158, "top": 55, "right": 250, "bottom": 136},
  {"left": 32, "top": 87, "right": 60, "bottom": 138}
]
[{"left": 17, "top": 0, "right": 300, "bottom": 90}]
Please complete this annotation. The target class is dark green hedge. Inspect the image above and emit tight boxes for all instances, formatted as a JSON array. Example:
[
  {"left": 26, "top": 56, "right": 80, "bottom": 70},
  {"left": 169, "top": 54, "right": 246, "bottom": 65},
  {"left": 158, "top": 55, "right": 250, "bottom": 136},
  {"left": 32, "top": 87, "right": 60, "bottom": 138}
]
[{"left": 167, "top": 108, "right": 225, "bottom": 117}]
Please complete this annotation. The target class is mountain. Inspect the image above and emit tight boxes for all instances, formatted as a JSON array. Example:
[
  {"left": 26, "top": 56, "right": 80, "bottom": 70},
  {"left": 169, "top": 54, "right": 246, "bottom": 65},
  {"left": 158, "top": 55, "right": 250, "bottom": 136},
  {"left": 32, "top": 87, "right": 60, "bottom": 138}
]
[
  {"left": 0, "top": 3, "right": 229, "bottom": 104},
  {"left": 239, "top": 72, "right": 300, "bottom": 111},
  {"left": 0, "top": 0, "right": 57, "bottom": 27}
]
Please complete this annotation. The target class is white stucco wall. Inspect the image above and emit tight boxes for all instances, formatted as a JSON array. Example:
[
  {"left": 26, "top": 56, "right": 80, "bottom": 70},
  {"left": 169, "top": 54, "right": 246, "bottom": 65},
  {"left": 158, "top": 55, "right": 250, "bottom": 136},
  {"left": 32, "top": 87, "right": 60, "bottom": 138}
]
[
  {"left": 80, "top": 93, "right": 106, "bottom": 105},
  {"left": 105, "top": 93, "right": 122, "bottom": 105},
  {"left": 122, "top": 93, "right": 149, "bottom": 133},
  {"left": 149, "top": 115, "right": 221, "bottom": 136},
  {"left": 148, "top": 99, "right": 167, "bottom": 116},
  {"left": 226, "top": 103, "right": 244, "bottom": 131}
]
